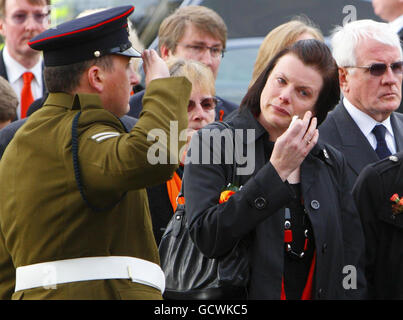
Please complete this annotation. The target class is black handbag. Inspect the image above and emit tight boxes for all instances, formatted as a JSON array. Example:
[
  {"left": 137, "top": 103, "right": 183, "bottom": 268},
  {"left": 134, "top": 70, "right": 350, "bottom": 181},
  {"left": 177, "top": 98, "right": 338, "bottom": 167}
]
[{"left": 158, "top": 122, "right": 249, "bottom": 300}]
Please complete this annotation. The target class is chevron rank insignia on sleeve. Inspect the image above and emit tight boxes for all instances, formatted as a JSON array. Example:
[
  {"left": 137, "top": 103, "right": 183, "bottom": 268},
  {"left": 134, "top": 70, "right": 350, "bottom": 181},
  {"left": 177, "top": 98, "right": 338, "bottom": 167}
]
[{"left": 91, "top": 132, "right": 120, "bottom": 143}]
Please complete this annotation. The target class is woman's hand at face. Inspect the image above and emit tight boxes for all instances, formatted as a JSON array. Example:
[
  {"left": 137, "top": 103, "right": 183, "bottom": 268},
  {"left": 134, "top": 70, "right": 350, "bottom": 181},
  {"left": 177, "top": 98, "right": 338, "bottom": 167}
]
[{"left": 270, "top": 111, "right": 318, "bottom": 182}]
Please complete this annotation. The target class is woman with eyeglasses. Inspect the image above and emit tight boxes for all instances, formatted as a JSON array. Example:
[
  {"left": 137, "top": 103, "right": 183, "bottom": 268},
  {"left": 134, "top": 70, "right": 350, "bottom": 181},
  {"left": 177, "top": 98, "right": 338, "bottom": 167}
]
[
  {"left": 183, "top": 39, "right": 367, "bottom": 299},
  {"left": 146, "top": 58, "right": 217, "bottom": 245}
]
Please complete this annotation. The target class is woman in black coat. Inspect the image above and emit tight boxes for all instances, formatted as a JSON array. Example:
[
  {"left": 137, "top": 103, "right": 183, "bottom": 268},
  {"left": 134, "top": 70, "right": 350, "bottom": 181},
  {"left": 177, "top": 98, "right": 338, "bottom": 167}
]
[{"left": 183, "top": 39, "right": 366, "bottom": 299}]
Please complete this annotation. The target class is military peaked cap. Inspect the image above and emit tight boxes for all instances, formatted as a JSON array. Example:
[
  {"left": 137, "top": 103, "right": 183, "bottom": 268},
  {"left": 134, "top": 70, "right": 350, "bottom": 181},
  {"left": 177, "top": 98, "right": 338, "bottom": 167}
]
[{"left": 28, "top": 5, "right": 141, "bottom": 66}]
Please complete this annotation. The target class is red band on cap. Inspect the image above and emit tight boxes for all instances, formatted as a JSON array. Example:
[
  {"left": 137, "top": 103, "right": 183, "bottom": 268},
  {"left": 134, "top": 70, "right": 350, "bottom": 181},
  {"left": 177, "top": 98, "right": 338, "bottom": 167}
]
[{"left": 28, "top": 6, "right": 134, "bottom": 46}]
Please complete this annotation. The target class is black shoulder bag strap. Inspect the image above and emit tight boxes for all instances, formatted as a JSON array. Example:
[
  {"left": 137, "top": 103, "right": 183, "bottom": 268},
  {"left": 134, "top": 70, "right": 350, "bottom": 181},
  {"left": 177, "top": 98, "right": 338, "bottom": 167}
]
[
  {"left": 218, "top": 120, "right": 239, "bottom": 187},
  {"left": 173, "top": 120, "right": 236, "bottom": 235},
  {"left": 179, "top": 120, "right": 237, "bottom": 200},
  {"left": 71, "top": 111, "right": 127, "bottom": 212}
]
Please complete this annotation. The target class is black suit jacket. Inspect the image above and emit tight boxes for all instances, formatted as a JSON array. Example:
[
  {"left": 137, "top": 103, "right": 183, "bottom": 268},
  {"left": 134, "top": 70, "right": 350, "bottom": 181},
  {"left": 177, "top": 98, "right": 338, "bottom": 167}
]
[
  {"left": 319, "top": 102, "right": 403, "bottom": 187},
  {"left": 128, "top": 90, "right": 238, "bottom": 121},
  {"left": 353, "top": 151, "right": 403, "bottom": 299},
  {"left": 0, "top": 49, "right": 7, "bottom": 80}
]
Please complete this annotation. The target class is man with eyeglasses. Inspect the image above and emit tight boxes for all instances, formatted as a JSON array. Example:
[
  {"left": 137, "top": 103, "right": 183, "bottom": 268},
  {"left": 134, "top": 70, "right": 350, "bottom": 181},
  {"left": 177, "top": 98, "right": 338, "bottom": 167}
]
[
  {"left": 128, "top": 5, "right": 238, "bottom": 121},
  {"left": 0, "top": 0, "right": 50, "bottom": 120},
  {"left": 319, "top": 19, "right": 403, "bottom": 189}
]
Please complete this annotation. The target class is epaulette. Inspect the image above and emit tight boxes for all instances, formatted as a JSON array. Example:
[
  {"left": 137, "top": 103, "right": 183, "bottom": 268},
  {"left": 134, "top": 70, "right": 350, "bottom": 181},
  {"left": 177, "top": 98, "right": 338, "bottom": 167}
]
[
  {"left": 313, "top": 141, "right": 334, "bottom": 166},
  {"left": 371, "top": 154, "right": 403, "bottom": 175}
]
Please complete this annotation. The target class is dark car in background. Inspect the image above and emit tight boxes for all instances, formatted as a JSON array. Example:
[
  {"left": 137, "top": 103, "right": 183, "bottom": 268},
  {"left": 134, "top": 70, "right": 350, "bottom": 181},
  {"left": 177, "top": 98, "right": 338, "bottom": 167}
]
[{"left": 64, "top": 0, "right": 381, "bottom": 105}]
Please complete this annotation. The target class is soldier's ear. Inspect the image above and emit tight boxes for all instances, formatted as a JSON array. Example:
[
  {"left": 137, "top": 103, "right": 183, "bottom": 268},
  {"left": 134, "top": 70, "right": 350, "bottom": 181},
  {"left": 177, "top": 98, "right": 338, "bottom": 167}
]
[{"left": 87, "top": 65, "right": 104, "bottom": 93}]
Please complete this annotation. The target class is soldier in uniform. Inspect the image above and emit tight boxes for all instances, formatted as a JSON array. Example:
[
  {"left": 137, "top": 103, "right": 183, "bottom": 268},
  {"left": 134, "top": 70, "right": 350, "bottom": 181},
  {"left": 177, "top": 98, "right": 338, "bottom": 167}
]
[
  {"left": 0, "top": 5, "right": 191, "bottom": 299},
  {"left": 353, "top": 152, "right": 403, "bottom": 299}
]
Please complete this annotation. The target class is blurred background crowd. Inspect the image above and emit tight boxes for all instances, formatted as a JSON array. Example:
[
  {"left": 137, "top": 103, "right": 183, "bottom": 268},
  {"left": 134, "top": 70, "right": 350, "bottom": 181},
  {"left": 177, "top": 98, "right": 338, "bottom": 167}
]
[{"left": 0, "top": 0, "right": 380, "bottom": 106}]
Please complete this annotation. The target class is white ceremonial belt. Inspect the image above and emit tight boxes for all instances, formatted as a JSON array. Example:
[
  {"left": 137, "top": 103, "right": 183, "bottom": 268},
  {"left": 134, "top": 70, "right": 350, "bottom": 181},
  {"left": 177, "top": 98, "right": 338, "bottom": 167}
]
[{"left": 15, "top": 256, "right": 165, "bottom": 293}]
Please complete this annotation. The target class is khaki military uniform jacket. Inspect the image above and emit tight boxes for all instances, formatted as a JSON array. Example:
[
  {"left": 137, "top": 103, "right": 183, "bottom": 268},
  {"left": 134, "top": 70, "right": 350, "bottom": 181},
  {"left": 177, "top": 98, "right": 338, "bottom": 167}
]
[{"left": 0, "top": 77, "right": 191, "bottom": 299}]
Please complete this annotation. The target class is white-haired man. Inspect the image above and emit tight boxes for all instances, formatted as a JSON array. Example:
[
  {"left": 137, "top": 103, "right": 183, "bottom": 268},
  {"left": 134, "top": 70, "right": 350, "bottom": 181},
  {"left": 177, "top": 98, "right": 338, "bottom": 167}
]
[
  {"left": 320, "top": 19, "right": 403, "bottom": 187},
  {"left": 320, "top": 19, "right": 403, "bottom": 299}
]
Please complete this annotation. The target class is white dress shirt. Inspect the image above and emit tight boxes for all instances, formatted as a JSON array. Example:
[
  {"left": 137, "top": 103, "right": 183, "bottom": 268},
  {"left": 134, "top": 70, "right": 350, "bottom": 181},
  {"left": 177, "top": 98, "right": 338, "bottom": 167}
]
[
  {"left": 344, "top": 97, "right": 397, "bottom": 155},
  {"left": 3, "top": 46, "right": 43, "bottom": 119},
  {"left": 389, "top": 14, "right": 403, "bottom": 34}
]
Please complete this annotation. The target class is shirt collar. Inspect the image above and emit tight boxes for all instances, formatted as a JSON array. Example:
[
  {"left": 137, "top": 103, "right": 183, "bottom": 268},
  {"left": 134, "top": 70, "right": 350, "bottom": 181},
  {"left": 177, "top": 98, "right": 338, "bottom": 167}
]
[
  {"left": 45, "top": 92, "right": 103, "bottom": 110},
  {"left": 343, "top": 97, "right": 394, "bottom": 138},
  {"left": 3, "top": 45, "right": 43, "bottom": 84},
  {"left": 390, "top": 15, "right": 403, "bottom": 34}
]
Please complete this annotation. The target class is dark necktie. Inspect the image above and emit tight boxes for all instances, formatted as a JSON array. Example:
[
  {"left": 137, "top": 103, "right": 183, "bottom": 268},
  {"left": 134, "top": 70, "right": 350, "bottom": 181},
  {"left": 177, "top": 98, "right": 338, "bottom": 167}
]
[{"left": 372, "top": 124, "right": 392, "bottom": 159}]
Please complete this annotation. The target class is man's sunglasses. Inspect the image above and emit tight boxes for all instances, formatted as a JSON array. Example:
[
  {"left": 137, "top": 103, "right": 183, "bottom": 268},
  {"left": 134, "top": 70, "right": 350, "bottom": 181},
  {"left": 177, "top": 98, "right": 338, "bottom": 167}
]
[{"left": 345, "top": 61, "right": 403, "bottom": 76}]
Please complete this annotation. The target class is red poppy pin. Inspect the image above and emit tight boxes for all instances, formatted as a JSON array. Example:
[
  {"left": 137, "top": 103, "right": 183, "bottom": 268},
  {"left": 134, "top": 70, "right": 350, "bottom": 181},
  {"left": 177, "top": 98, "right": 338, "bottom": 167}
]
[
  {"left": 219, "top": 183, "right": 240, "bottom": 204},
  {"left": 390, "top": 193, "right": 403, "bottom": 215}
]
